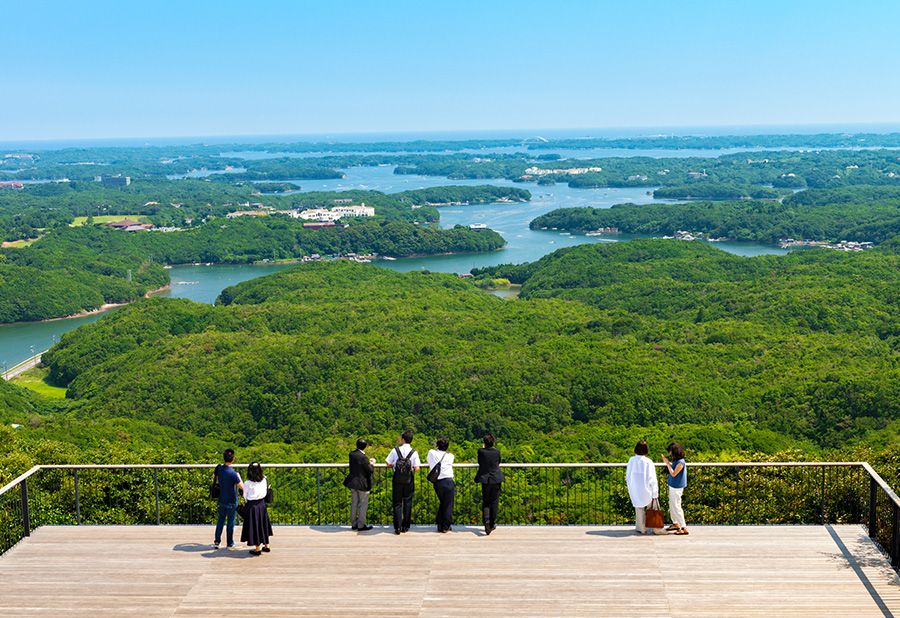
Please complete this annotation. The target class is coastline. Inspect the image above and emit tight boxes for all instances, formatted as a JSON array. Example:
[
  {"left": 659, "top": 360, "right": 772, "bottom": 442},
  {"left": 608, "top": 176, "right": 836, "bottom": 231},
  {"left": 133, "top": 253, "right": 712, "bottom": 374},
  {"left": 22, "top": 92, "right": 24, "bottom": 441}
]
[{"left": 18, "top": 284, "right": 172, "bottom": 325}]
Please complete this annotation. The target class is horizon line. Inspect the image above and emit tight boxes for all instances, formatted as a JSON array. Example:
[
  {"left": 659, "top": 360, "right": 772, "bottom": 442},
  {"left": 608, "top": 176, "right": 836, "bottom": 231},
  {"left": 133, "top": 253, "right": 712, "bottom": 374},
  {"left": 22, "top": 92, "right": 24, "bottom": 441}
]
[{"left": 4, "top": 121, "right": 900, "bottom": 148}]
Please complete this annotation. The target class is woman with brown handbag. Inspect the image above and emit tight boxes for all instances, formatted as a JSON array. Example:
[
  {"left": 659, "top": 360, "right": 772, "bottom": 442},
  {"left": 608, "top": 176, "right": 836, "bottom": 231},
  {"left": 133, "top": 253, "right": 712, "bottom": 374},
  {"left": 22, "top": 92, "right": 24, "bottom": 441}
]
[{"left": 626, "top": 441, "right": 661, "bottom": 535}]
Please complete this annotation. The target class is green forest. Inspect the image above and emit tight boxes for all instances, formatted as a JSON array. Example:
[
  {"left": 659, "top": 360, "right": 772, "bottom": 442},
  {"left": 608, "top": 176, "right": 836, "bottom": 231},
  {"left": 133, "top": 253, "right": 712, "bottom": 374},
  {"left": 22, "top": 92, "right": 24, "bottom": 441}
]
[
  {"left": 1, "top": 241, "right": 896, "bottom": 488},
  {"left": 530, "top": 186, "right": 900, "bottom": 243},
  {"left": 0, "top": 184, "right": 521, "bottom": 322}
]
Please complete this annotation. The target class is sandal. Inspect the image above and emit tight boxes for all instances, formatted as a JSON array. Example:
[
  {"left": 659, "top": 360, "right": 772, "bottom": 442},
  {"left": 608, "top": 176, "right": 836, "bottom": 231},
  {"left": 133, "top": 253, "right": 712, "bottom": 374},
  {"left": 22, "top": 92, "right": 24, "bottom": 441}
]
[
  {"left": 665, "top": 524, "right": 680, "bottom": 531},
  {"left": 674, "top": 529, "right": 689, "bottom": 535}
]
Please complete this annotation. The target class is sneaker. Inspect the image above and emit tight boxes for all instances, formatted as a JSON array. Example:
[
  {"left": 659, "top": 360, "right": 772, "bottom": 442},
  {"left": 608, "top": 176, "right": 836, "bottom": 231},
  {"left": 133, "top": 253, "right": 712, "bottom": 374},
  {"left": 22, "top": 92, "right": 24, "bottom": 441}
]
[
  {"left": 358, "top": 525, "right": 373, "bottom": 532},
  {"left": 227, "top": 543, "right": 236, "bottom": 549},
  {"left": 213, "top": 541, "right": 220, "bottom": 549}
]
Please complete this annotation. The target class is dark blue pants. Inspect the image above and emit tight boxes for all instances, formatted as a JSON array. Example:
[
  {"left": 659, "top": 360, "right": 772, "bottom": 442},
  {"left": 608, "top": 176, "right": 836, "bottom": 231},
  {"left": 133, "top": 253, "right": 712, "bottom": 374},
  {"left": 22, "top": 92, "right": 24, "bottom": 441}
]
[
  {"left": 215, "top": 501, "right": 237, "bottom": 546},
  {"left": 434, "top": 478, "right": 455, "bottom": 531}
]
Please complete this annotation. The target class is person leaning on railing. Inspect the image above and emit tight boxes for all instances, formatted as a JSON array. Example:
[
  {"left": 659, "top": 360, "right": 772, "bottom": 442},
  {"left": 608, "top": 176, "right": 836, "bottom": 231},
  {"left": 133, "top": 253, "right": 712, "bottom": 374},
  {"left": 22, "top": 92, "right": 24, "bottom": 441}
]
[
  {"left": 385, "top": 430, "right": 421, "bottom": 535},
  {"left": 241, "top": 462, "right": 273, "bottom": 556},
  {"left": 626, "top": 441, "right": 661, "bottom": 535},
  {"left": 474, "top": 432, "right": 504, "bottom": 536},
  {"left": 663, "top": 443, "right": 689, "bottom": 535},
  {"left": 427, "top": 437, "right": 456, "bottom": 533}
]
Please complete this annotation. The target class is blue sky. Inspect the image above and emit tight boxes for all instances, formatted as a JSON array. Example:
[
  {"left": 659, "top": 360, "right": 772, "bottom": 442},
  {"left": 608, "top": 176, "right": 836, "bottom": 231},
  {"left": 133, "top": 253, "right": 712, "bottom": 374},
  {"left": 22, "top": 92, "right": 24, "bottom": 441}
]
[{"left": 3, "top": 0, "right": 900, "bottom": 140}]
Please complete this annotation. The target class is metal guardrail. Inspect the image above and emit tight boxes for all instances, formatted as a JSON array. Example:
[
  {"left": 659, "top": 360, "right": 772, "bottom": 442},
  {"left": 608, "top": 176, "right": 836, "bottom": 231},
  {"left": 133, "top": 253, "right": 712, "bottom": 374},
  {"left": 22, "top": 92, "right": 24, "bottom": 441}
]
[{"left": 0, "top": 462, "right": 897, "bottom": 571}]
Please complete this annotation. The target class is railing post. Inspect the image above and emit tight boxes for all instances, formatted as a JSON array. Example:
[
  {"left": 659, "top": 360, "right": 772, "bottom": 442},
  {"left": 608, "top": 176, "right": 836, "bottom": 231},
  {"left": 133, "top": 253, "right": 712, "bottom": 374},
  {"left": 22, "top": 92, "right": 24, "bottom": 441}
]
[
  {"left": 733, "top": 466, "right": 740, "bottom": 526},
  {"left": 74, "top": 470, "right": 81, "bottom": 525},
  {"left": 868, "top": 476, "right": 878, "bottom": 539},
  {"left": 819, "top": 467, "right": 826, "bottom": 525},
  {"left": 20, "top": 479, "right": 30, "bottom": 537},
  {"left": 153, "top": 469, "right": 160, "bottom": 525},
  {"left": 315, "top": 469, "right": 322, "bottom": 525},
  {"left": 892, "top": 502, "right": 899, "bottom": 569}
]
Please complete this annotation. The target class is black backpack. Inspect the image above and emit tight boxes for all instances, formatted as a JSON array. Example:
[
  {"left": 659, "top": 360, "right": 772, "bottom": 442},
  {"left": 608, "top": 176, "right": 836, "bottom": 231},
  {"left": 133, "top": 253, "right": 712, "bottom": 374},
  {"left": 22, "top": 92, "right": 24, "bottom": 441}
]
[{"left": 393, "top": 447, "right": 415, "bottom": 484}]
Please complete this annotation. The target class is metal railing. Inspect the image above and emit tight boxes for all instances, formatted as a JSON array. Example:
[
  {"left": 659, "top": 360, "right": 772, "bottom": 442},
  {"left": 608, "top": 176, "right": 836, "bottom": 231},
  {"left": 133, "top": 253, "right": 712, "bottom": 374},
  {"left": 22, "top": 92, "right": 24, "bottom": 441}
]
[{"left": 0, "top": 462, "right": 897, "bottom": 570}]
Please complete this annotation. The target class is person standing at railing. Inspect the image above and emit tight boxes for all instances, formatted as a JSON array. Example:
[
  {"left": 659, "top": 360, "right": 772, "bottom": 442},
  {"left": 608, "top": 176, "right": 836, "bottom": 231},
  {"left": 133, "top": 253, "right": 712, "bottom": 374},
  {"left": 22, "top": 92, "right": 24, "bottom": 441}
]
[
  {"left": 213, "top": 449, "right": 244, "bottom": 550},
  {"left": 241, "top": 462, "right": 273, "bottom": 556},
  {"left": 385, "top": 430, "right": 421, "bottom": 535},
  {"left": 663, "top": 443, "right": 689, "bottom": 535},
  {"left": 427, "top": 437, "right": 456, "bottom": 533},
  {"left": 343, "top": 438, "right": 375, "bottom": 532},
  {"left": 626, "top": 441, "right": 660, "bottom": 535},
  {"left": 474, "top": 432, "right": 504, "bottom": 536}
]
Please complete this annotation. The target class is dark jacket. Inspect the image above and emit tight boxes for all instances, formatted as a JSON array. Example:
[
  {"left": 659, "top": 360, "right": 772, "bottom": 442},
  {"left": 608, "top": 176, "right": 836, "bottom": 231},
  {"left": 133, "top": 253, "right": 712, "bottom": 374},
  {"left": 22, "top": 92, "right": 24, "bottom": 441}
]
[
  {"left": 343, "top": 449, "right": 374, "bottom": 491},
  {"left": 475, "top": 447, "right": 505, "bottom": 484}
]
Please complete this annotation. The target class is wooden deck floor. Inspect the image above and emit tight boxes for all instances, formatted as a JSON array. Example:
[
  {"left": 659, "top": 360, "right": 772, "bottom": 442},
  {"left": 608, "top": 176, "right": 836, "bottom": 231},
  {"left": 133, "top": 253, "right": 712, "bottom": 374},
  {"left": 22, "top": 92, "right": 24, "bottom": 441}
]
[{"left": 1, "top": 525, "right": 898, "bottom": 617}]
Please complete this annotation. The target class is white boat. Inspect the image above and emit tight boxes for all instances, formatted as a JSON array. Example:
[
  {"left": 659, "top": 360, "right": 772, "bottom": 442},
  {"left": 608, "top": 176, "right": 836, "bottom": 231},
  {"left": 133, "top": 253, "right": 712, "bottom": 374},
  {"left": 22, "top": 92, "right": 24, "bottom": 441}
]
[{"left": 382, "top": 256, "right": 397, "bottom": 261}]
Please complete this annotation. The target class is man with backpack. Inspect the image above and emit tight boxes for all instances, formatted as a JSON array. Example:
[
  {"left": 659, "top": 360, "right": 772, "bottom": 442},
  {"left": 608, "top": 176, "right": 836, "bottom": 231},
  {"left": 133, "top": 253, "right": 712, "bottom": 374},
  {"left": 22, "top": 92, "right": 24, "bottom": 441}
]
[{"left": 385, "top": 430, "right": 421, "bottom": 534}]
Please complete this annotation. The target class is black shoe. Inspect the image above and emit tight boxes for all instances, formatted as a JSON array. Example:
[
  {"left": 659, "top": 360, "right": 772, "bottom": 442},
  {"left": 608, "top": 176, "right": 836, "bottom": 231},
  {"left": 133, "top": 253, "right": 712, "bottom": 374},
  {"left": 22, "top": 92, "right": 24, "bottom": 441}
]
[
  {"left": 401, "top": 527, "right": 409, "bottom": 533},
  {"left": 490, "top": 524, "right": 497, "bottom": 531},
  {"left": 249, "top": 549, "right": 262, "bottom": 556},
  {"left": 359, "top": 525, "right": 373, "bottom": 531},
  {"left": 394, "top": 529, "right": 401, "bottom": 535},
  {"left": 261, "top": 546, "right": 271, "bottom": 553},
  {"left": 484, "top": 525, "right": 491, "bottom": 536},
  {"left": 351, "top": 525, "right": 358, "bottom": 531}
]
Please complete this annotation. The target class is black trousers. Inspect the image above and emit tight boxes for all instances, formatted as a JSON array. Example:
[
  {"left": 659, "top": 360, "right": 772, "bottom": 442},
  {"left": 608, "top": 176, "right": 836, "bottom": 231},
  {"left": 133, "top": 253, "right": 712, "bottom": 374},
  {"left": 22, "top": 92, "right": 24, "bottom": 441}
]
[
  {"left": 434, "top": 478, "right": 456, "bottom": 531},
  {"left": 392, "top": 481, "right": 414, "bottom": 531},
  {"left": 481, "top": 482, "right": 501, "bottom": 527}
]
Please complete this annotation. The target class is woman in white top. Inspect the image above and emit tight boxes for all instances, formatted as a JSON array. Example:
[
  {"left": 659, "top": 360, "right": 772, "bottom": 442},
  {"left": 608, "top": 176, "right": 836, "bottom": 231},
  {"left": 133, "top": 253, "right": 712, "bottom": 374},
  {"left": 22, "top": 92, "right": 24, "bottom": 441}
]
[
  {"left": 240, "top": 462, "right": 273, "bottom": 555},
  {"left": 427, "top": 437, "right": 455, "bottom": 533},
  {"left": 625, "top": 441, "right": 660, "bottom": 535}
]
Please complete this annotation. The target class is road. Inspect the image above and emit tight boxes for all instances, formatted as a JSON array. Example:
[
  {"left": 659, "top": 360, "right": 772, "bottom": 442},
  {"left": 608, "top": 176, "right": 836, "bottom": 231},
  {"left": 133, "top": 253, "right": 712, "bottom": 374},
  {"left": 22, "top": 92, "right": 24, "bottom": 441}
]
[{"left": 1, "top": 352, "right": 44, "bottom": 381}]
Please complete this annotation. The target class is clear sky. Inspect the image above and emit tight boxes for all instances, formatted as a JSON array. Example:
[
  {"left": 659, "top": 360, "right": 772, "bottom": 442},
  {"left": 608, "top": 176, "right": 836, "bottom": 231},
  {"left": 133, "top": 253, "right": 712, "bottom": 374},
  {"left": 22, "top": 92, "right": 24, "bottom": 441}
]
[{"left": 4, "top": 0, "right": 900, "bottom": 141}]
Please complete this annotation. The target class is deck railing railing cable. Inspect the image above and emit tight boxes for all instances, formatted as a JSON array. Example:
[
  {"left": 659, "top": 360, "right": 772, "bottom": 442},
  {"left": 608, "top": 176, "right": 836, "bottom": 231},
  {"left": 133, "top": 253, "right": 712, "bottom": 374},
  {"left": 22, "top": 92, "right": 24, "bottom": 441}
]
[{"left": 0, "top": 462, "right": 897, "bottom": 570}]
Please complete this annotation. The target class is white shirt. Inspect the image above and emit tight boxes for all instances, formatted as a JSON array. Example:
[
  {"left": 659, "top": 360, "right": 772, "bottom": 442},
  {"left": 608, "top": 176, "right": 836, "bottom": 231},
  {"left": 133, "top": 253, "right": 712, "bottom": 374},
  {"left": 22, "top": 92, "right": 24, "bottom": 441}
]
[
  {"left": 385, "top": 443, "right": 421, "bottom": 468},
  {"left": 625, "top": 455, "right": 659, "bottom": 507},
  {"left": 244, "top": 477, "right": 268, "bottom": 501},
  {"left": 426, "top": 449, "right": 455, "bottom": 480}
]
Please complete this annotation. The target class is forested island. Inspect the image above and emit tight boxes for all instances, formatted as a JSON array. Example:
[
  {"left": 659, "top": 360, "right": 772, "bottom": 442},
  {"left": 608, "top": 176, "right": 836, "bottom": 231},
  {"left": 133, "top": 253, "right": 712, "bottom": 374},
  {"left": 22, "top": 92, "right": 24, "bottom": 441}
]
[
  {"left": 0, "top": 184, "right": 523, "bottom": 322},
  {"left": 529, "top": 185, "right": 900, "bottom": 244},
  {"left": 0, "top": 243, "right": 896, "bottom": 489}
]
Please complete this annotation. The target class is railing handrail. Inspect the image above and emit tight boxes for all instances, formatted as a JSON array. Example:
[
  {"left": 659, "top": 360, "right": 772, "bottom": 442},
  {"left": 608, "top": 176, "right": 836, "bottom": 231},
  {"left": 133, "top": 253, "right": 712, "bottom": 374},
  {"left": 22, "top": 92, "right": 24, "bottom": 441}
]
[
  {"left": 4, "top": 461, "right": 894, "bottom": 508},
  {"left": 33, "top": 461, "right": 867, "bottom": 470},
  {"left": 862, "top": 462, "right": 900, "bottom": 508},
  {"left": 0, "top": 465, "right": 41, "bottom": 496}
]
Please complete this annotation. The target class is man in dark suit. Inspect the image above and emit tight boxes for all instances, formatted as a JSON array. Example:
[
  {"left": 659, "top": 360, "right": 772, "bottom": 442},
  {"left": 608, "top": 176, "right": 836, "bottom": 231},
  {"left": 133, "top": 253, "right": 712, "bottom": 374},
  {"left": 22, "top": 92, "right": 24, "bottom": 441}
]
[
  {"left": 474, "top": 433, "right": 505, "bottom": 535},
  {"left": 343, "top": 438, "right": 375, "bottom": 531}
]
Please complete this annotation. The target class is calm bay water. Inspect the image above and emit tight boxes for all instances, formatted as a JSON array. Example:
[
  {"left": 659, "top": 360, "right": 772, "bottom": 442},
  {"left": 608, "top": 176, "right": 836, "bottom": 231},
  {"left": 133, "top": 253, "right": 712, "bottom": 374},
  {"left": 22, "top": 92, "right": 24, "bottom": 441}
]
[{"left": 0, "top": 165, "right": 786, "bottom": 370}]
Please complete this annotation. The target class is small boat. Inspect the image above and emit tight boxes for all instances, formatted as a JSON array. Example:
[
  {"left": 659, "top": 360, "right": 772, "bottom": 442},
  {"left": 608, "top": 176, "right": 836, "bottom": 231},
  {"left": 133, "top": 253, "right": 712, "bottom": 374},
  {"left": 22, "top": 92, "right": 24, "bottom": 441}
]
[{"left": 382, "top": 256, "right": 397, "bottom": 261}]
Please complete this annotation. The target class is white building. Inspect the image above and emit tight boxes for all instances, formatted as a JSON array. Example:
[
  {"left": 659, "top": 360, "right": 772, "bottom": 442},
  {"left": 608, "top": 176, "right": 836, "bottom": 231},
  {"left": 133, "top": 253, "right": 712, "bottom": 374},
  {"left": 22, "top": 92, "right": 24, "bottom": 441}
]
[
  {"left": 331, "top": 203, "right": 375, "bottom": 217},
  {"left": 298, "top": 208, "right": 342, "bottom": 222}
]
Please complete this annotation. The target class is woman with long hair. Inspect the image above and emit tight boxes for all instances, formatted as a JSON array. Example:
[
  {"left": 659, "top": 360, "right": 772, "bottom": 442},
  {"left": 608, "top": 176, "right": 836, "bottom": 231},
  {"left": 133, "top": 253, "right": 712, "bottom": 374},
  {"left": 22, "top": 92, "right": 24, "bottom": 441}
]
[{"left": 240, "top": 462, "right": 273, "bottom": 555}]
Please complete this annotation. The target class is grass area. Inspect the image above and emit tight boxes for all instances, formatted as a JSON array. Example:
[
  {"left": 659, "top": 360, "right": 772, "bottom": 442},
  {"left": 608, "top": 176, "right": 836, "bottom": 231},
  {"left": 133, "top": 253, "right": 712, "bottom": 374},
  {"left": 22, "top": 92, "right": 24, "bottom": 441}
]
[
  {"left": 71, "top": 215, "right": 150, "bottom": 226},
  {"left": 0, "top": 237, "right": 41, "bottom": 248},
  {"left": 11, "top": 366, "right": 68, "bottom": 399}
]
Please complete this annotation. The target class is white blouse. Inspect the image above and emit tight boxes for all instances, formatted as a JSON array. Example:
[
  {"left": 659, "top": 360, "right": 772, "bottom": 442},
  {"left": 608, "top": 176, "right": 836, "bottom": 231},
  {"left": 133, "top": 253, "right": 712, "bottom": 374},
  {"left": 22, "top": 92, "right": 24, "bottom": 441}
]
[
  {"left": 244, "top": 478, "right": 268, "bottom": 501},
  {"left": 426, "top": 450, "right": 454, "bottom": 480}
]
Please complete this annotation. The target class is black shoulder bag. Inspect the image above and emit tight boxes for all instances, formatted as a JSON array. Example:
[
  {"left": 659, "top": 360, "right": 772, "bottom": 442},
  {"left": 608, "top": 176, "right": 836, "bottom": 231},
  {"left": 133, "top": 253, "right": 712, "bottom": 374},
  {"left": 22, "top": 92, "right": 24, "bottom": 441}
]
[
  {"left": 427, "top": 452, "right": 446, "bottom": 484},
  {"left": 209, "top": 464, "right": 221, "bottom": 500}
]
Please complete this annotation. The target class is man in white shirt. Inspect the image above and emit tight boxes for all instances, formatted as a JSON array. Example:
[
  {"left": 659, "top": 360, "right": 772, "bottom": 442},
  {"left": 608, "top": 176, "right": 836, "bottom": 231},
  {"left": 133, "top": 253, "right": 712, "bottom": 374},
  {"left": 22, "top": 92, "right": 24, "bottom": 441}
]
[
  {"left": 385, "top": 430, "right": 421, "bottom": 534},
  {"left": 626, "top": 440, "right": 660, "bottom": 534}
]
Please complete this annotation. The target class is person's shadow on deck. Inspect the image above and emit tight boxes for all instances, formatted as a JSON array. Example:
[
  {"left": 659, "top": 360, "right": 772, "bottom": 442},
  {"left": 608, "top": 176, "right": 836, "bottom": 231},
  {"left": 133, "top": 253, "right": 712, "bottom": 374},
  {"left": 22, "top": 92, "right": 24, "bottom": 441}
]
[
  {"left": 172, "top": 543, "right": 256, "bottom": 559},
  {"left": 585, "top": 529, "right": 640, "bottom": 538}
]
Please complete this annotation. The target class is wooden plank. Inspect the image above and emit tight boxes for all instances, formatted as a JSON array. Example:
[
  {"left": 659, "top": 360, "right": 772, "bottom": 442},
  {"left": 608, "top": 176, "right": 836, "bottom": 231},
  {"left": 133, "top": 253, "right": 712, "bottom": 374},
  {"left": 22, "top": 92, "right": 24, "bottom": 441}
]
[{"left": 0, "top": 525, "right": 896, "bottom": 617}]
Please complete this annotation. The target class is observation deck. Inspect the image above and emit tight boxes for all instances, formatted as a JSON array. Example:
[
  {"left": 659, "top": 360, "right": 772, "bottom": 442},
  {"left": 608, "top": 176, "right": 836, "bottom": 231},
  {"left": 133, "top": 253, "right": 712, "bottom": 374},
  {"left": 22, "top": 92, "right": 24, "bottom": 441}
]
[{"left": 1, "top": 463, "right": 898, "bottom": 617}]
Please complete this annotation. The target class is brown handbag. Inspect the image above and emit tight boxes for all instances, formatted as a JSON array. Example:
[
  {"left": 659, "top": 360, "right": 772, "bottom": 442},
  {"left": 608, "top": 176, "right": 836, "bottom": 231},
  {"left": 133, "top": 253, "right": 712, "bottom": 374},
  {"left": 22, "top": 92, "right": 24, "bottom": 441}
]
[{"left": 645, "top": 498, "right": 665, "bottom": 529}]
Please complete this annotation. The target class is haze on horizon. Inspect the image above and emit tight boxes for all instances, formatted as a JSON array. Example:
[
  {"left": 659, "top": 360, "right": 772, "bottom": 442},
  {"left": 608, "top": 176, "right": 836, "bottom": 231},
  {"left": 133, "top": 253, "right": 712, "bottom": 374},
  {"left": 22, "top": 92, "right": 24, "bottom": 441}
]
[{"left": 3, "top": 0, "right": 900, "bottom": 142}]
